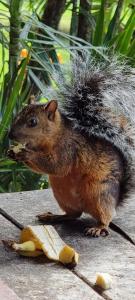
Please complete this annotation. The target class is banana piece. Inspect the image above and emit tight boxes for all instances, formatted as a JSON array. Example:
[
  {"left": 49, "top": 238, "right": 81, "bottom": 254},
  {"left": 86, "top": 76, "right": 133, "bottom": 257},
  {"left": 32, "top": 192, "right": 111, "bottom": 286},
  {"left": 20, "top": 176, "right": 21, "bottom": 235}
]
[
  {"left": 59, "top": 245, "right": 79, "bottom": 266},
  {"left": 11, "top": 143, "right": 26, "bottom": 154},
  {"left": 12, "top": 240, "right": 43, "bottom": 257},
  {"left": 13, "top": 240, "right": 36, "bottom": 251},
  {"left": 96, "top": 273, "right": 112, "bottom": 290},
  {"left": 11, "top": 225, "right": 79, "bottom": 265}
]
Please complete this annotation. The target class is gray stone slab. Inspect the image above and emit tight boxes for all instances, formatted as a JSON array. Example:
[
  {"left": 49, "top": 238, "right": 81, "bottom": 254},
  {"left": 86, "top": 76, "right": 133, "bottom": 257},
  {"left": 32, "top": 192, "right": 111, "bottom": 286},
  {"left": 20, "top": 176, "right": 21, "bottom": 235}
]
[
  {"left": 114, "top": 201, "right": 135, "bottom": 242},
  {"left": 0, "top": 189, "right": 135, "bottom": 300},
  {"left": 0, "top": 279, "right": 21, "bottom": 300},
  {"left": 0, "top": 192, "right": 103, "bottom": 300}
]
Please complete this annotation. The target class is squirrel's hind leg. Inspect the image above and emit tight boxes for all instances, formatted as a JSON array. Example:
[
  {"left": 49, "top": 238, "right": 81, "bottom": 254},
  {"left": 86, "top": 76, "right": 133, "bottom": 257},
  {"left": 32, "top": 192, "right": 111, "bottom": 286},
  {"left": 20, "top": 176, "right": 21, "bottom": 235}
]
[
  {"left": 83, "top": 183, "right": 118, "bottom": 237},
  {"left": 37, "top": 211, "right": 81, "bottom": 223}
]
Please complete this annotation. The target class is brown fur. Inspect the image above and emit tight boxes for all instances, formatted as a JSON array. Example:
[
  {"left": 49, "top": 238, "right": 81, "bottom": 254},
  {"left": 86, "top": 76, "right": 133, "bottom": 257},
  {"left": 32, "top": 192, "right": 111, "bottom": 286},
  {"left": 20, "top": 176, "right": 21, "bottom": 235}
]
[{"left": 8, "top": 101, "right": 124, "bottom": 235}]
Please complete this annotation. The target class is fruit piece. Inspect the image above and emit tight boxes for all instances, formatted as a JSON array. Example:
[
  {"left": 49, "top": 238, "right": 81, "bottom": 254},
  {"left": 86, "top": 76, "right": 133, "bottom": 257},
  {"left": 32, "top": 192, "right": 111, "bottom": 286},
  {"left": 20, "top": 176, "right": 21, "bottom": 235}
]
[
  {"left": 11, "top": 143, "right": 26, "bottom": 154},
  {"left": 12, "top": 241, "right": 43, "bottom": 257},
  {"left": 13, "top": 225, "right": 79, "bottom": 265},
  {"left": 59, "top": 245, "right": 79, "bottom": 265},
  {"left": 96, "top": 273, "right": 112, "bottom": 290},
  {"left": 2, "top": 239, "right": 43, "bottom": 257},
  {"left": 12, "top": 241, "right": 36, "bottom": 252}
]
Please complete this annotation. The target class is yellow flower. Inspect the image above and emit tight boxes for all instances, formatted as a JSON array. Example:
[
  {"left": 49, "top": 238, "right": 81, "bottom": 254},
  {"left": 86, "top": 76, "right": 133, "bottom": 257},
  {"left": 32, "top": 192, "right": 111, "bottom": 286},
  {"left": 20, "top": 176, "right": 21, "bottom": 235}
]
[
  {"left": 20, "top": 48, "right": 28, "bottom": 58},
  {"left": 49, "top": 53, "right": 63, "bottom": 64},
  {"left": 57, "top": 53, "right": 63, "bottom": 64}
]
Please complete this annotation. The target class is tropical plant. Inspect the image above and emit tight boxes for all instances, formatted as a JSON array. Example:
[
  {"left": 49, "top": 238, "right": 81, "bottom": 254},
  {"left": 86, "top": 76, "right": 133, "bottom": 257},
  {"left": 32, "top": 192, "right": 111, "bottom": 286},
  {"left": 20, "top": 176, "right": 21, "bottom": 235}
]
[
  {"left": 70, "top": 0, "right": 135, "bottom": 63},
  {"left": 0, "top": 0, "right": 102, "bottom": 192},
  {"left": 0, "top": 0, "right": 134, "bottom": 192}
]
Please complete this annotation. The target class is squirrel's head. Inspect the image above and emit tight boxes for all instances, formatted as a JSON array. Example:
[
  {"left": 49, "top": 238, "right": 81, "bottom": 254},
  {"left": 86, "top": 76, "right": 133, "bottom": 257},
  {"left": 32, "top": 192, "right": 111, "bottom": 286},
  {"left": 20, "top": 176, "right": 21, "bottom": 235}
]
[{"left": 9, "top": 100, "right": 62, "bottom": 150}]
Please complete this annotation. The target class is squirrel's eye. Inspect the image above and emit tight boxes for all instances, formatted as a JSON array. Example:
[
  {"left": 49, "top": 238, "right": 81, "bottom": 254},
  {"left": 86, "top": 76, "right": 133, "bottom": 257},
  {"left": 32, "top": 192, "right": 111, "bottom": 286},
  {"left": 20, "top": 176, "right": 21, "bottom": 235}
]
[{"left": 28, "top": 117, "right": 37, "bottom": 127}]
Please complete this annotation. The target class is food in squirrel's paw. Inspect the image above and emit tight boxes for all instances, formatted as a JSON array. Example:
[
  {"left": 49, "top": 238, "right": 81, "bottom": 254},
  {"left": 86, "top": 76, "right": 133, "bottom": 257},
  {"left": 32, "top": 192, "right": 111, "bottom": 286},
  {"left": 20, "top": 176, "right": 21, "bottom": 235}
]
[
  {"left": 11, "top": 143, "right": 26, "bottom": 154},
  {"left": 96, "top": 273, "right": 112, "bottom": 290}
]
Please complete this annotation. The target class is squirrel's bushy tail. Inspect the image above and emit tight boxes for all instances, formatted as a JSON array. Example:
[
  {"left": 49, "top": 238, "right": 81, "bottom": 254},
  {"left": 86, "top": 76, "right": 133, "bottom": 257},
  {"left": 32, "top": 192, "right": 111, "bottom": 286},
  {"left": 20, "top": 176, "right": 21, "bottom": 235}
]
[{"left": 46, "top": 52, "right": 135, "bottom": 203}]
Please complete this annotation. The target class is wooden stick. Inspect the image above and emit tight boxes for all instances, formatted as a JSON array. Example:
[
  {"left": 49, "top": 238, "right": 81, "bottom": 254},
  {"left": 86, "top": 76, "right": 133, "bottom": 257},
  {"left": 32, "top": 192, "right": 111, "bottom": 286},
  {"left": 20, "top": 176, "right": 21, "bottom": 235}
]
[{"left": 0, "top": 208, "right": 24, "bottom": 230}]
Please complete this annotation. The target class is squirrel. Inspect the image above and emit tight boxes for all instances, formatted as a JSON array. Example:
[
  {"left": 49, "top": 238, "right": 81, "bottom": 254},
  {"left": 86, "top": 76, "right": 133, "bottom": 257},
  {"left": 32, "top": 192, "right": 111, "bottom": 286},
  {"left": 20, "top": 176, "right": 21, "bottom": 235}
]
[{"left": 8, "top": 54, "right": 135, "bottom": 237}]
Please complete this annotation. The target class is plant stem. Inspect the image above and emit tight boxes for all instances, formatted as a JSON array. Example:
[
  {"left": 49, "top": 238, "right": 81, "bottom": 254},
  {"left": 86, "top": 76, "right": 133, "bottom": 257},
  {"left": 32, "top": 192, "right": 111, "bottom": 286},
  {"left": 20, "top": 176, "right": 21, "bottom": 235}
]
[
  {"left": 41, "top": 0, "right": 66, "bottom": 30},
  {"left": 77, "top": 0, "right": 92, "bottom": 43},
  {"left": 9, "top": 0, "right": 23, "bottom": 78},
  {"left": 70, "top": 0, "right": 78, "bottom": 38}
]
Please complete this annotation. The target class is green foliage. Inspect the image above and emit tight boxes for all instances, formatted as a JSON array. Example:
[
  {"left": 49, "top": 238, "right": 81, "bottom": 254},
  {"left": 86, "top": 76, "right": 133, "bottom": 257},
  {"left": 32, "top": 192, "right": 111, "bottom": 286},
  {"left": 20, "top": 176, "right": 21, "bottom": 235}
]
[
  {"left": 93, "top": 0, "right": 106, "bottom": 46},
  {"left": 0, "top": 0, "right": 134, "bottom": 193},
  {"left": 0, "top": 0, "right": 103, "bottom": 192},
  {"left": 0, "top": 0, "right": 50, "bottom": 192},
  {"left": 0, "top": 58, "right": 28, "bottom": 142},
  {"left": 66, "top": 0, "right": 135, "bottom": 63},
  {"left": 96, "top": 1, "right": 135, "bottom": 61}
]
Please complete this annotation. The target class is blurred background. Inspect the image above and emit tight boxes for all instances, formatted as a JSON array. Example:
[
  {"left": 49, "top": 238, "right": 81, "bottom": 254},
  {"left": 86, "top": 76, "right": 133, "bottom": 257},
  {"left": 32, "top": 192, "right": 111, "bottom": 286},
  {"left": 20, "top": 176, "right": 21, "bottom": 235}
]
[{"left": 0, "top": 0, "right": 135, "bottom": 193}]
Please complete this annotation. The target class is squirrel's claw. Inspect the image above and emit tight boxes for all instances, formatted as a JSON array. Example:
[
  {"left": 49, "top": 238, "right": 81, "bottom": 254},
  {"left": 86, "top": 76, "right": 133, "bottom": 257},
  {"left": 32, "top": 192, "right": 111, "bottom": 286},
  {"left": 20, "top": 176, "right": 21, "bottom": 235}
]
[
  {"left": 84, "top": 226, "right": 109, "bottom": 238},
  {"left": 37, "top": 212, "right": 81, "bottom": 223},
  {"left": 7, "top": 149, "right": 16, "bottom": 160},
  {"left": 7, "top": 148, "right": 27, "bottom": 162},
  {"left": 37, "top": 212, "right": 54, "bottom": 222}
]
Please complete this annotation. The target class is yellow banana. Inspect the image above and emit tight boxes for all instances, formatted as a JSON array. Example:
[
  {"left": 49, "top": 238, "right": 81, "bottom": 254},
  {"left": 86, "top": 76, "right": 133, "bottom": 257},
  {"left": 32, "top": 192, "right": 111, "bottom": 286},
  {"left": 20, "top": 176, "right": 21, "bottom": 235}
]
[{"left": 11, "top": 225, "right": 79, "bottom": 265}]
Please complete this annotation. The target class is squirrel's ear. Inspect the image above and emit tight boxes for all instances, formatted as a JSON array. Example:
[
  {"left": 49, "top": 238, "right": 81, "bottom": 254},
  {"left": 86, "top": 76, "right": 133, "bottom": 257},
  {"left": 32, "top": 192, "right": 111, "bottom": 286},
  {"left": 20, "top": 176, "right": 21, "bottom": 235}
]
[{"left": 45, "top": 100, "right": 58, "bottom": 121}]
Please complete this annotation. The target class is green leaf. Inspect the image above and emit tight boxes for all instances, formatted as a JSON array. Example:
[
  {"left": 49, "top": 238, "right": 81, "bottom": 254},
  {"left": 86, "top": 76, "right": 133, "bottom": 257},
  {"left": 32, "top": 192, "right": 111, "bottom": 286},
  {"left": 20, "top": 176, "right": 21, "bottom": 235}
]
[
  {"left": 104, "top": 0, "right": 124, "bottom": 44},
  {"left": 0, "top": 158, "right": 15, "bottom": 166},
  {"left": 29, "top": 69, "right": 47, "bottom": 94},
  {"left": 0, "top": 56, "right": 29, "bottom": 141},
  {"left": 0, "top": 0, "right": 9, "bottom": 9},
  {"left": 116, "top": 9, "right": 135, "bottom": 54},
  {"left": 0, "top": 36, "right": 5, "bottom": 112},
  {"left": 93, "top": 0, "right": 106, "bottom": 46},
  {"left": 127, "top": 39, "right": 135, "bottom": 58},
  {"left": 20, "top": 16, "right": 34, "bottom": 39}
]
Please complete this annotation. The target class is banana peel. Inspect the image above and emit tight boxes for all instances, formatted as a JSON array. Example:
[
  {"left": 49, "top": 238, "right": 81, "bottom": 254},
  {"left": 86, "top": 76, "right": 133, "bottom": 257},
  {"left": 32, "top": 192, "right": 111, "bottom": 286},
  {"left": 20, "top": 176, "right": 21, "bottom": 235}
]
[{"left": 4, "top": 225, "right": 79, "bottom": 266}]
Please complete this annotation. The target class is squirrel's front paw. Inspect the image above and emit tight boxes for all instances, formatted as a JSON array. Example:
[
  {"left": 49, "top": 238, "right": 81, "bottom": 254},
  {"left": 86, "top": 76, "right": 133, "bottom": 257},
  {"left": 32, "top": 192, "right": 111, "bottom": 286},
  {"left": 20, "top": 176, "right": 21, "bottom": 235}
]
[
  {"left": 84, "top": 226, "right": 109, "bottom": 237},
  {"left": 7, "top": 148, "right": 29, "bottom": 162}
]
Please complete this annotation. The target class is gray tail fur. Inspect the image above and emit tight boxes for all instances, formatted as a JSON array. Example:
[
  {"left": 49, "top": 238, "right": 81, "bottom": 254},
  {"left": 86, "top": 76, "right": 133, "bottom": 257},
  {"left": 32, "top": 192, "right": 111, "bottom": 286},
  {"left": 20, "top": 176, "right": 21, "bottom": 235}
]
[{"left": 45, "top": 52, "right": 135, "bottom": 203}]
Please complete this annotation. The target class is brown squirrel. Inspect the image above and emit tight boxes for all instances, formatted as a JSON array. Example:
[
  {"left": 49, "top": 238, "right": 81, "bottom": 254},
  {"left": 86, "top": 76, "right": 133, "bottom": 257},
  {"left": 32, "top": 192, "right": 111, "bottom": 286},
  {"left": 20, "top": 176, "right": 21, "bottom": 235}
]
[{"left": 8, "top": 55, "right": 135, "bottom": 237}]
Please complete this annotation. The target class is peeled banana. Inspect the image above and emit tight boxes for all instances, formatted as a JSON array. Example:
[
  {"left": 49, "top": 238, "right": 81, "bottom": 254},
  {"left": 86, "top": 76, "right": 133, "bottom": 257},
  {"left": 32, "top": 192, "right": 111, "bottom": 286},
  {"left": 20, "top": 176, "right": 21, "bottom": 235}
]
[{"left": 10, "top": 225, "right": 79, "bottom": 266}]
